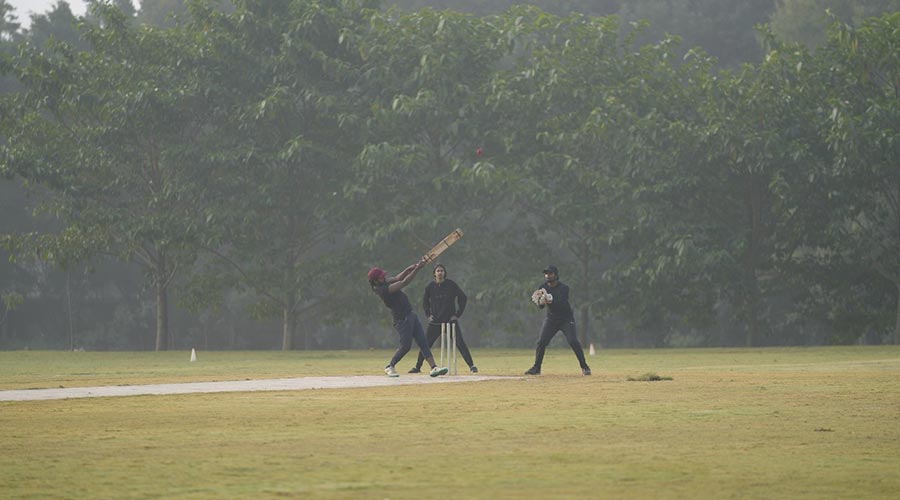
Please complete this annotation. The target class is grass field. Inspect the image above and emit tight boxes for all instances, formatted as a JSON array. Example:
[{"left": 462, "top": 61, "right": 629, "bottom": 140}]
[{"left": 1, "top": 346, "right": 899, "bottom": 499}]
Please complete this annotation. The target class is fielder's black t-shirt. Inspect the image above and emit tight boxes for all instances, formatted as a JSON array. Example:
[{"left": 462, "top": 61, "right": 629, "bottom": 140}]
[{"left": 374, "top": 283, "right": 413, "bottom": 323}]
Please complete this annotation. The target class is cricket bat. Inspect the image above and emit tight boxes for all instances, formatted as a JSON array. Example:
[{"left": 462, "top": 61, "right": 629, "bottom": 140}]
[{"left": 423, "top": 228, "right": 464, "bottom": 263}]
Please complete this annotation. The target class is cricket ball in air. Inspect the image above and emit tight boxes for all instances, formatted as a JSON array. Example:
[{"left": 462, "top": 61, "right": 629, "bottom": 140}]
[{"left": 476, "top": 147, "right": 484, "bottom": 157}]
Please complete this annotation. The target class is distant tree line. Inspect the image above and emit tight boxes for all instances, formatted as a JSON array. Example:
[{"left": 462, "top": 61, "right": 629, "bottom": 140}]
[{"left": 1, "top": 0, "right": 898, "bottom": 350}]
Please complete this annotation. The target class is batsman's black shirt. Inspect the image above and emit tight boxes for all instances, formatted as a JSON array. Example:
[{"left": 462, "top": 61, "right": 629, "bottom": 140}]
[
  {"left": 537, "top": 281, "right": 575, "bottom": 322},
  {"left": 422, "top": 279, "right": 467, "bottom": 324},
  {"left": 374, "top": 283, "right": 413, "bottom": 323}
]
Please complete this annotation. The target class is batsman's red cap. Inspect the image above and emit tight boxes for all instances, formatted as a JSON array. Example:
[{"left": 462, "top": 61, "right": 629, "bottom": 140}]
[{"left": 367, "top": 267, "right": 387, "bottom": 281}]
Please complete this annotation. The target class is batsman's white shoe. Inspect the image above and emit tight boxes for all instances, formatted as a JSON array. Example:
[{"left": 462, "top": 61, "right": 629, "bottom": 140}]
[
  {"left": 430, "top": 366, "right": 449, "bottom": 377},
  {"left": 384, "top": 366, "right": 399, "bottom": 377}
]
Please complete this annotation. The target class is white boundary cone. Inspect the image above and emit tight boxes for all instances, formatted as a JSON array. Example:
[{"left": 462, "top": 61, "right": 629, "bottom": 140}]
[
  {"left": 589, "top": 343, "right": 596, "bottom": 356},
  {"left": 190, "top": 348, "right": 197, "bottom": 362}
]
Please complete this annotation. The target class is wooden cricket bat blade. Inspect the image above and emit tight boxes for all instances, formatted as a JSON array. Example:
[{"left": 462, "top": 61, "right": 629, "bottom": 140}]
[{"left": 423, "top": 228, "right": 464, "bottom": 263}]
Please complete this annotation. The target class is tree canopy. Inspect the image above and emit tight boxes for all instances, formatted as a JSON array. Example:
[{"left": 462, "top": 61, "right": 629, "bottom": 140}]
[{"left": 2, "top": 0, "right": 900, "bottom": 350}]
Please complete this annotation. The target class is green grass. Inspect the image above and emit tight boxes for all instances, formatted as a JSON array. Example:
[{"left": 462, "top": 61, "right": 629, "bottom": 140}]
[{"left": 1, "top": 346, "right": 899, "bottom": 499}]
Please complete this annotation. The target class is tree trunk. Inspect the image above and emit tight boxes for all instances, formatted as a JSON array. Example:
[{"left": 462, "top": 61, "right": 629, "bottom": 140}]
[
  {"left": 745, "top": 177, "right": 763, "bottom": 347},
  {"left": 282, "top": 306, "right": 294, "bottom": 351},
  {"left": 747, "top": 304, "right": 758, "bottom": 347},
  {"left": 0, "top": 305, "right": 7, "bottom": 345},
  {"left": 580, "top": 244, "right": 591, "bottom": 347},
  {"left": 303, "top": 319, "right": 309, "bottom": 350},
  {"left": 154, "top": 252, "right": 169, "bottom": 351},
  {"left": 66, "top": 270, "right": 74, "bottom": 351},
  {"left": 155, "top": 277, "right": 169, "bottom": 351},
  {"left": 894, "top": 282, "right": 900, "bottom": 345}
]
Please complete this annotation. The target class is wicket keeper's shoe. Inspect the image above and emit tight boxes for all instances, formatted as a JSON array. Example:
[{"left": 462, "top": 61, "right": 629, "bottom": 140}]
[
  {"left": 407, "top": 366, "right": 421, "bottom": 373},
  {"left": 430, "top": 366, "right": 449, "bottom": 377},
  {"left": 384, "top": 366, "right": 399, "bottom": 377},
  {"left": 470, "top": 365, "right": 479, "bottom": 374},
  {"left": 582, "top": 366, "right": 592, "bottom": 376},
  {"left": 524, "top": 366, "right": 541, "bottom": 375}
]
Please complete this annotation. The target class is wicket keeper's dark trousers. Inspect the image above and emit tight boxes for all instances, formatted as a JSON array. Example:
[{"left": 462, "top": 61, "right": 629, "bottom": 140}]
[
  {"left": 415, "top": 320, "right": 475, "bottom": 369},
  {"left": 533, "top": 317, "right": 589, "bottom": 370},
  {"left": 389, "top": 313, "right": 433, "bottom": 368}
]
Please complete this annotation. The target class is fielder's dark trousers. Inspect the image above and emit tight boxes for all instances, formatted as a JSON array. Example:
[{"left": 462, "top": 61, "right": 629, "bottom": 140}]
[
  {"left": 414, "top": 320, "right": 475, "bottom": 369},
  {"left": 388, "top": 313, "right": 433, "bottom": 368},
  {"left": 532, "top": 317, "right": 589, "bottom": 370}
]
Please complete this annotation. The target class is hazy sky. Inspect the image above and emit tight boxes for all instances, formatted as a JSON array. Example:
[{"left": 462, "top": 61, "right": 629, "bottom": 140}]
[{"left": 7, "top": 0, "right": 89, "bottom": 28}]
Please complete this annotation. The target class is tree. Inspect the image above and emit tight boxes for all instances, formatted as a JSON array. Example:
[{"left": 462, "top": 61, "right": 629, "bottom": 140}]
[
  {"left": 26, "top": 0, "right": 89, "bottom": 50},
  {"left": 1, "top": 0, "right": 22, "bottom": 92},
  {"left": 0, "top": 4, "right": 222, "bottom": 350},
  {"left": 770, "top": 0, "right": 900, "bottom": 48},
  {"left": 817, "top": 13, "right": 900, "bottom": 343},
  {"left": 0, "top": 0, "right": 19, "bottom": 41},
  {"left": 345, "top": 6, "right": 515, "bottom": 346},
  {"left": 136, "top": 0, "right": 191, "bottom": 27},
  {"left": 483, "top": 9, "right": 716, "bottom": 346},
  {"left": 181, "top": 0, "right": 377, "bottom": 350},
  {"left": 351, "top": 8, "right": 505, "bottom": 239},
  {"left": 650, "top": 37, "right": 835, "bottom": 346},
  {"left": 617, "top": 0, "right": 775, "bottom": 67},
  {"left": 387, "top": 0, "right": 623, "bottom": 17}
]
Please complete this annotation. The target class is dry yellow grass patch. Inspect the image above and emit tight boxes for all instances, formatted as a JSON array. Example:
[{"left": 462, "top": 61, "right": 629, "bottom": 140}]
[{"left": 1, "top": 347, "right": 898, "bottom": 499}]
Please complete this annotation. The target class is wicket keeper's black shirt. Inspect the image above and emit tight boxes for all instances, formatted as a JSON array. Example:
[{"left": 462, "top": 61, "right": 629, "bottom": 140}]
[
  {"left": 374, "top": 283, "right": 413, "bottom": 323},
  {"left": 538, "top": 281, "right": 575, "bottom": 322}
]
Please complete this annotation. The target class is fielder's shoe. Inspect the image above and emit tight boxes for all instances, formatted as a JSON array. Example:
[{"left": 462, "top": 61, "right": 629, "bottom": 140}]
[
  {"left": 430, "top": 366, "right": 449, "bottom": 377},
  {"left": 582, "top": 366, "right": 592, "bottom": 376},
  {"left": 524, "top": 366, "right": 541, "bottom": 375},
  {"left": 408, "top": 366, "right": 421, "bottom": 373},
  {"left": 384, "top": 366, "right": 399, "bottom": 377},
  {"left": 470, "top": 365, "right": 479, "bottom": 374}
]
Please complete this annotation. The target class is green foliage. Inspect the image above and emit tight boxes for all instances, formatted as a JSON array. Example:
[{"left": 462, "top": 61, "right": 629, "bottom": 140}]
[
  {"left": 770, "top": 0, "right": 900, "bottom": 47},
  {"left": 1, "top": 3, "right": 226, "bottom": 349},
  {"left": 350, "top": 7, "right": 505, "bottom": 236},
  {"left": 0, "top": 0, "right": 20, "bottom": 42},
  {"left": 178, "top": 0, "right": 379, "bottom": 349},
  {"left": 388, "top": 0, "right": 624, "bottom": 17},
  {"left": 485, "top": 10, "right": 630, "bottom": 321},
  {"left": 3, "top": 1, "right": 900, "bottom": 350},
  {"left": 0, "top": 0, "right": 22, "bottom": 93},
  {"left": 26, "top": 0, "right": 88, "bottom": 50},
  {"left": 0, "top": 290, "right": 22, "bottom": 321},
  {"left": 812, "top": 12, "right": 900, "bottom": 343},
  {"left": 345, "top": 7, "right": 518, "bottom": 343},
  {"left": 136, "top": 0, "right": 192, "bottom": 27},
  {"left": 618, "top": 0, "right": 775, "bottom": 67}
]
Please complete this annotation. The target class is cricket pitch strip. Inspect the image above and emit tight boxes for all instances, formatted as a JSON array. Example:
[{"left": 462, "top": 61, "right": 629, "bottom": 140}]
[{"left": 0, "top": 375, "right": 515, "bottom": 401}]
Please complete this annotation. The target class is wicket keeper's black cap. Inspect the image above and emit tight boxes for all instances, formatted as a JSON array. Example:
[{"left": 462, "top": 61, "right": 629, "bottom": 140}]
[{"left": 543, "top": 265, "right": 559, "bottom": 275}]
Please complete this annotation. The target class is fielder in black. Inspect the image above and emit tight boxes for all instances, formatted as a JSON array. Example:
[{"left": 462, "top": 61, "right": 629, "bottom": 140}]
[
  {"left": 525, "top": 265, "right": 591, "bottom": 376},
  {"left": 409, "top": 263, "right": 478, "bottom": 374}
]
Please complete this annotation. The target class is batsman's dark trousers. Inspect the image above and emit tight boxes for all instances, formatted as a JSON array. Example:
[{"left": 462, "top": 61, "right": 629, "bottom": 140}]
[
  {"left": 389, "top": 312, "right": 433, "bottom": 368},
  {"left": 533, "top": 317, "right": 589, "bottom": 370},
  {"left": 415, "top": 320, "right": 475, "bottom": 369}
]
